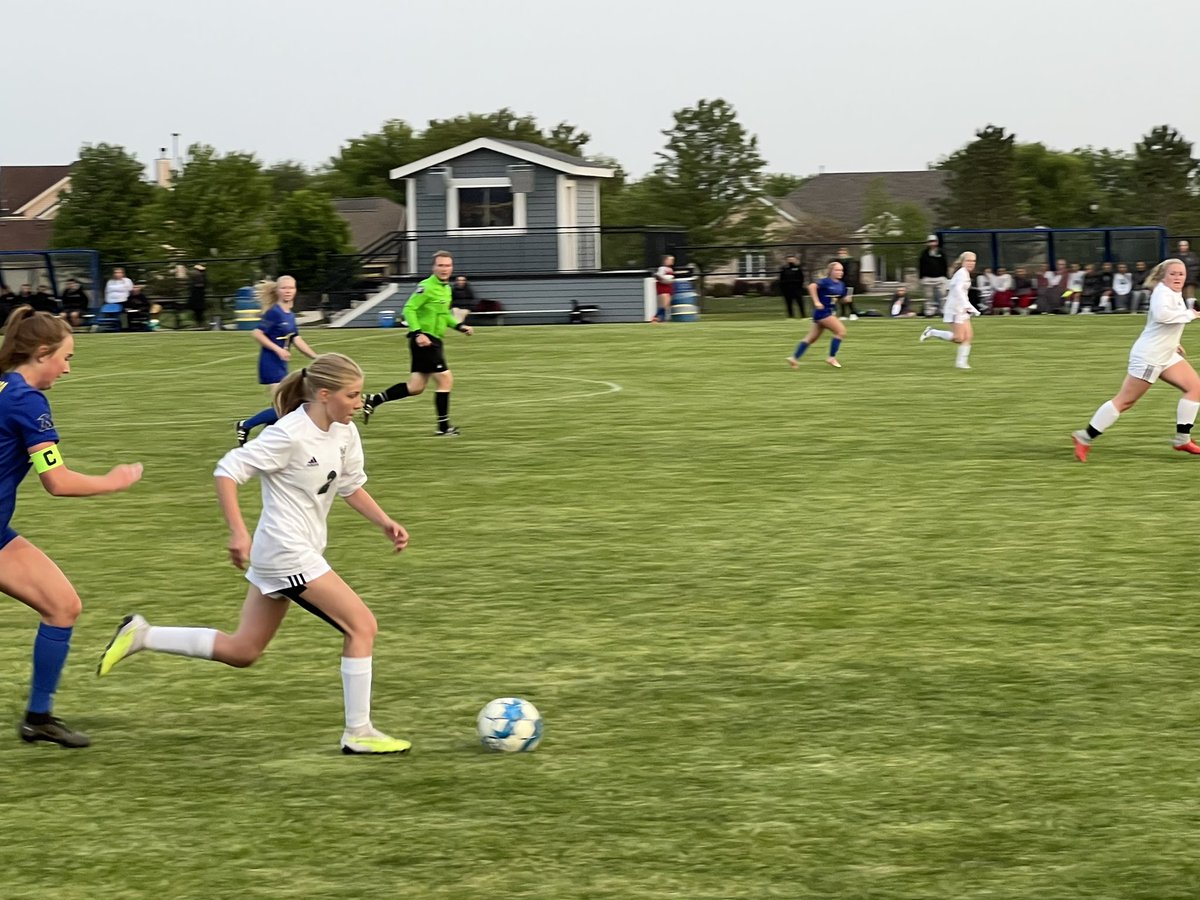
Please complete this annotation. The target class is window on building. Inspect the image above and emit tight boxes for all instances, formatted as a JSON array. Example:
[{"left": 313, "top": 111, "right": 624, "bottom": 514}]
[
  {"left": 741, "top": 253, "right": 767, "bottom": 278},
  {"left": 457, "top": 187, "right": 515, "bottom": 228}
]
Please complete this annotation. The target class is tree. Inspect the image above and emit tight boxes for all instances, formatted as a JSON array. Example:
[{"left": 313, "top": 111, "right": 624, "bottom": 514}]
[
  {"left": 1127, "top": 125, "right": 1200, "bottom": 231},
  {"left": 762, "top": 172, "right": 809, "bottom": 197},
  {"left": 316, "top": 119, "right": 418, "bottom": 203},
  {"left": 154, "top": 143, "right": 274, "bottom": 260},
  {"left": 418, "top": 108, "right": 590, "bottom": 157},
  {"left": 51, "top": 143, "right": 157, "bottom": 262},
  {"left": 1075, "top": 147, "right": 1134, "bottom": 226},
  {"left": 937, "top": 125, "right": 1028, "bottom": 228},
  {"left": 652, "top": 98, "right": 769, "bottom": 269},
  {"left": 1013, "top": 143, "right": 1096, "bottom": 227},
  {"left": 265, "top": 161, "right": 315, "bottom": 199},
  {"left": 272, "top": 190, "right": 352, "bottom": 288}
]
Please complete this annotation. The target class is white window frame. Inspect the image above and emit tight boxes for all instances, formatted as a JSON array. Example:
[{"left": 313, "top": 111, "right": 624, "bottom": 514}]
[{"left": 446, "top": 177, "right": 526, "bottom": 236}]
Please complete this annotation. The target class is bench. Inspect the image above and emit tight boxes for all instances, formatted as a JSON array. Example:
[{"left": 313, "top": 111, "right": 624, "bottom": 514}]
[{"left": 466, "top": 306, "right": 598, "bottom": 326}]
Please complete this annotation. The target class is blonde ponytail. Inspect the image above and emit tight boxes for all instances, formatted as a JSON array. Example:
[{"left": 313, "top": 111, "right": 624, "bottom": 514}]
[
  {"left": 257, "top": 279, "right": 279, "bottom": 313},
  {"left": 272, "top": 352, "right": 364, "bottom": 418}
]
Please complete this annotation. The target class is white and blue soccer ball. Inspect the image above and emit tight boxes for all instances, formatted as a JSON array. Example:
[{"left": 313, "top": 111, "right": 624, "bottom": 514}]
[{"left": 477, "top": 697, "right": 543, "bottom": 752}]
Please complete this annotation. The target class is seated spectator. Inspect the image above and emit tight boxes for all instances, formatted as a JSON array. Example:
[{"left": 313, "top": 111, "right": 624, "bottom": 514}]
[
  {"left": 30, "top": 285, "right": 61, "bottom": 316},
  {"left": 1065, "top": 263, "right": 1085, "bottom": 314},
  {"left": 1130, "top": 260, "right": 1150, "bottom": 313},
  {"left": 974, "top": 267, "right": 996, "bottom": 314},
  {"left": 1080, "top": 264, "right": 1103, "bottom": 313},
  {"left": 991, "top": 266, "right": 1015, "bottom": 314},
  {"left": 1096, "top": 261, "right": 1115, "bottom": 312},
  {"left": 1013, "top": 267, "right": 1036, "bottom": 313},
  {"left": 125, "top": 283, "right": 152, "bottom": 331},
  {"left": 16, "top": 283, "right": 34, "bottom": 306},
  {"left": 1112, "top": 263, "right": 1133, "bottom": 313},
  {"left": 0, "top": 284, "right": 16, "bottom": 322},
  {"left": 451, "top": 275, "right": 477, "bottom": 324},
  {"left": 889, "top": 285, "right": 916, "bottom": 317},
  {"left": 59, "top": 278, "right": 90, "bottom": 327},
  {"left": 1038, "top": 260, "right": 1066, "bottom": 314}
]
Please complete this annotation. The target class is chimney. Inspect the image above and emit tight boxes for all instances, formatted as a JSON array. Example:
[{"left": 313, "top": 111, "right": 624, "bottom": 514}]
[{"left": 155, "top": 149, "right": 172, "bottom": 188}]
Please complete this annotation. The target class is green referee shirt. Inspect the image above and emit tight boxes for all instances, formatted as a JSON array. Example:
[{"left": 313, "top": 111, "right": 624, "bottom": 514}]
[{"left": 404, "top": 274, "right": 457, "bottom": 339}]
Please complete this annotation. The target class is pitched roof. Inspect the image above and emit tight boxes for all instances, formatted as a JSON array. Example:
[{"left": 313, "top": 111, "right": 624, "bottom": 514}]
[
  {"left": 0, "top": 218, "right": 54, "bottom": 252},
  {"left": 0, "top": 165, "right": 74, "bottom": 216},
  {"left": 779, "top": 170, "right": 947, "bottom": 230},
  {"left": 389, "top": 137, "right": 614, "bottom": 180},
  {"left": 332, "top": 197, "right": 406, "bottom": 252}
]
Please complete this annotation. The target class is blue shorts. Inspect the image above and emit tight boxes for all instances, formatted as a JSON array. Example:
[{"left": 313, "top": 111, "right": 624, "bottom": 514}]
[
  {"left": 258, "top": 353, "right": 288, "bottom": 386},
  {"left": 0, "top": 525, "right": 18, "bottom": 551}
]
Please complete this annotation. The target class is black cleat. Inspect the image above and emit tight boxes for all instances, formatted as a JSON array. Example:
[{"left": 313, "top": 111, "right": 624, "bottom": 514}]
[
  {"left": 19, "top": 716, "right": 90, "bottom": 748},
  {"left": 235, "top": 420, "right": 249, "bottom": 447},
  {"left": 362, "top": 393, "right": 381, "bottom": 425},
  {"left": 436, "top": 425, "right": 461, "bottom": 437}
]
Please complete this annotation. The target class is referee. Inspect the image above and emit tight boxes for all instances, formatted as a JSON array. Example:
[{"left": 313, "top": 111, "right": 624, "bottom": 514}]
[{"left": 362, "top": 251, "right": 473, "bottom": 435}]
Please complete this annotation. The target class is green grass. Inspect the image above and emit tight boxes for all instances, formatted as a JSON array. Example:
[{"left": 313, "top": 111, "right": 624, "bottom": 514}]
[{"left": 4, "top": 316, "right": 1200, "bottom": 898}]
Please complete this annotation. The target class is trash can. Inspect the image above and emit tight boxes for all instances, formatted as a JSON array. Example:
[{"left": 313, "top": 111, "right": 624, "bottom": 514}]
[
  {"left": 670, "top": 278, "right": 700, "bottom": 322},
  {"left": 234, "top": 286, "right": 259, "bottom": 330},
  {"left": 378, "top": 310, "right": 396, "bottom": 328}
]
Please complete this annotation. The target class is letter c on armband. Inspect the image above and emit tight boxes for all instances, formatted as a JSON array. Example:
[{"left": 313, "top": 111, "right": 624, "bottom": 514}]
[{"left": 32, "top": 446, "right": 63, "bottom": 474}]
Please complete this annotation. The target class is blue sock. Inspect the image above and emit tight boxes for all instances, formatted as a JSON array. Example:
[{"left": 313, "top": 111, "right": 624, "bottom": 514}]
[
  {"left": 28, "top": 623, "right": 72, "bottom": 715},
  {"left": 793, "top": 340, "right": 809, "bottom": 359},
  {"left": 829, "top": 337, "right": 842, "bottom": 357},
  {"left": 243, "top": 406, "right": 278, "bottom": 432},
  {"left": 657, "top": 307, "right": 668, "bottom": 321}
]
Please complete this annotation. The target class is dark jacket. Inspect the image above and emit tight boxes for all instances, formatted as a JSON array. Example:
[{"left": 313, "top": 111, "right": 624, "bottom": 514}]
[
  {"left": 918, "top": 248, "right": 949, "bottom": 279},
  {"left": 61, "top": 287, "right": 89, "bottom": 311},
  {"left": 451, "top": 282, "right": 477, "bottom": 308},
  {"left": 778, "top": 263, "right": 805, "bottom": 291}
]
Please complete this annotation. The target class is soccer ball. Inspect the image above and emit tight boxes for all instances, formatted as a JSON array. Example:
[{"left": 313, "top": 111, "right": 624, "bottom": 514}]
[{"left": 477, "top": 697, "right": 543, "bottom": 752}]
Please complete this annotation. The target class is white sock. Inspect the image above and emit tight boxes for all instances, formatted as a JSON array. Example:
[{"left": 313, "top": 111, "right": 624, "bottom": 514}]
[
  {"left": 144, "top": 626, "right": 216, "bottom": 659},
  {"left": 930, "top": 329, "right": 954, "bottom": 341},
  {"left": 1176, "top": 399, "right": 1200, "bottom": 443},
  {"left": 341, "top": 656, "right": 372, "bottom": 731},
  {"left": 956, "top": 342, "right": 972, "bottom": 366},
  {"left": 1069, "top": 299, "right": 1080, "bottom": 315},
  {"left": 1089, "top": 400, "right": 1120, "bottom": 435}
]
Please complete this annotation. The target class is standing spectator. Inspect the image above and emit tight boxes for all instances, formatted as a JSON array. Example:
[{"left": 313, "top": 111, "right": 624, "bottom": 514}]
[
  {"left": 889, "top": 285, "right": 916, "bottom": 317},
  {"left": 917, "top": 235, "right": 949, "bottom": 316},
  {"left": 104, "top": 267, "right": 133, "bottom": 308},
  {"left": 777, "top": 254, "right": 806, "bottom": 318},
  {"left": 59, "top": 279, "right": 89, "bottom": 328},
  {"left": 450, "top": 275, "right": 477, "bottom": 325},
  {"left": 1177, "top": 240, "right": 1200, "bottom": 306},
  {"left": 188, "top": 264, "right": 208, "bottom": 328},
  {"left": 650, "top": 255, "right": 674, "bottom": 323},
  {"left": 1112, "top": 263, "right": 1133, "bottom": 313},
  {"left": 1131, "top": 260, "right": 1150, "bottom": 312},
  {"left": 835, "top": 247, "right": 861, "bottom": 296}
]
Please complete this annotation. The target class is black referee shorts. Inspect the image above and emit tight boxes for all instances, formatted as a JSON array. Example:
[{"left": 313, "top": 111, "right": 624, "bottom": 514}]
[{"left": 409, "top": 334, "right": 449, "bottom": 374}]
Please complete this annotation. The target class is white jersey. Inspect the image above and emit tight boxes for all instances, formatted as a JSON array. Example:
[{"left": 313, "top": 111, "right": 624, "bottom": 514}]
[
  {"left": 1129, "top": 283, "right": 1198, "bottom": 368},
  {"left": 104, "top": 277, "right": 133, "bottom": 305},
  {"left": 945, "top": 268, "right": 978, "bottom": 315},
  {"left": 213, "top": 406, "right": 367, "bottom": 579}
]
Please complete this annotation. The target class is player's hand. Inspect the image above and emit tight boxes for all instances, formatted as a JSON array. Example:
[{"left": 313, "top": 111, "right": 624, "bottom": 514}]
[
  {"left": 415, "top": 334, "right": 431, "bottom": 347},
  {"left": 460, "top": 325, "right": 474, "bottom": 336},
  {"left": 276, "top": 347, "right": 291, "bottom": 361},
  {"left": 108, "top": 463, "right": 144, "bottom": 491},
  {"left": 227, "top": 528, "right": 252, "bottom": 570},
  {"left": 382, "top": 520, "right": 409, "bottom": 553}
]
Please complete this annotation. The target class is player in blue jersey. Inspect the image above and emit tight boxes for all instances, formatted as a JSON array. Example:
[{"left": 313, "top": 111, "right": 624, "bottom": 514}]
[
  {"left": 786, "top": 261, "right": 848, "bottom": 369},
  {"left": 0, "top": 306, "right": 143, "bottom": 747},
  {"left": 235, "top": 276, "right": 318, "bottom": 445}
]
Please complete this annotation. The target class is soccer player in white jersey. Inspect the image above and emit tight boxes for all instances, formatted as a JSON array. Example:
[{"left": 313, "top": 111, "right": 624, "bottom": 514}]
[
  {"left": 1072, "top": 259, "right": 1200, "bottom": 461},
  {"left": 97, "top": 353, "right": 414, "bottom": 754},
  {"left": 919, "top": 251, "right": 980, "bottom": 369}
]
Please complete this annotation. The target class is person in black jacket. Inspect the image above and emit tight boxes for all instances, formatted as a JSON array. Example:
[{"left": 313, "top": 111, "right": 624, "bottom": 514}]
[
  {"left": 450, "top": 275, "right": 477, "bottom": 325},
  {"left": 59, "top": 279, "right": 89, "bottom": 327},
  {"left": 777, "top": 255, "right": 806, "bottom": 318},
  {"left": 918, "top": 235, "right": 949, "bottom": 316},
  {"left": 188, "top": 264, "right": 208, "bottom": 328}
]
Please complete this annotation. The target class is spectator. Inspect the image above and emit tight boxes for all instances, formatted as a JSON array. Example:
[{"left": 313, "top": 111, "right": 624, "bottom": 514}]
[
  {"left": 1081, "top": 264, "right": 1104, "bottom": 314},
  {"left": 991, "top": 266, "right": 1015, "bottom": 315},
  {"left": 1113, "top": 263, "right": 1133, "bottom": 313},
  {"left": 777, "top": 254, "right": 806, "bottom": 318},
  {"left": 104, "top": 267, "right": 133, "bottom": 308},
  {"left": 1097, "top": 261, "right": 1115, "bottom": 312},
  {"left": 1038, "top": 261, "right": 1064, "bottom": 314},
  {"left": 1178, "top": 240, "right": 1200, "bottom": 306},
  {"left": 1131, "top": 260, "right": 1150, "bottom": 313},
  {"left": 188, "top": 264, "right": 208, "bottom": 328},
  {"left": 125, "top": 283, "right": 151, "bottom": 331},
  {"left": 1065, "top": 263, "right": 1085, "bottom": 314},
  {"left": 59, "top": 279, "right": 89, "bottom": 327},
  {"left": 917, "top": 234, "right": 949, "bottom": 316},
  {"left": 450, "top": 275, "right": 477, "bottom": 325},
  {"left": 29, "top": 285, "right": 60, "bottom": 316},
  {"left": 835, "top": 247, "right": 861, "bottom": 296},
  {"left": 889, "top": 285, "right": 916, "bottom": 317},
  {"left": 1013, "top": 267, "right": 1036, "bottom": 314},
  {"left": 650, "top": 254, "right": 674, "bottom": 323},
  {"left": 0, "top": 285, "right": 15, "bottom": 321},
  {"left": 974, "top": 267, "right": 995, "bottom": 314},
  {"left": 17, "top": 284, "right": 34, "bottom": 306}
]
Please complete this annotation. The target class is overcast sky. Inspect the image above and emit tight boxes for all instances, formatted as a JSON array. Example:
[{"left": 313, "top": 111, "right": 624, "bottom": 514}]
[{"left": 8, "top": 0, "right": 1198, "bottom": 179}]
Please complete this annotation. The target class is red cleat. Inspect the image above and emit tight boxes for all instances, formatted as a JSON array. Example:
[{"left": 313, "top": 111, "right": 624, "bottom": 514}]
[
  {"left": 1071, "top": 432, "right": 1091, "bottom": 462},
  {"left": 1173, "top": 440, "right": 1200, "bottom": 455}
]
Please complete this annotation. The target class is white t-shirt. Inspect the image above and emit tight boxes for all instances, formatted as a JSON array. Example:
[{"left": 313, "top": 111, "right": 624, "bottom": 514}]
[
  {"left": 1129, "top": 283, "right": 1198, "bottom": 367},
  {"left": 1067, "top": 272, "right": 1085, "bottom": 292},
  {"left": 213, "top": 406, "right": 367, "bottom": 579},
  {"left": 1113, "top": 273, "right": 1133, "bottom": 295},
  {"left": 992, "top": 273, "right": 1014, "bottom": 292},
  {"left": 104, "top": 277, "right": 133, "bottom": 305},
  {"left": 948, "top": 268, "right": 978, "bottom": 312},
  {"left": 655, "top": 266, "right": 674, "bottom": 287}
]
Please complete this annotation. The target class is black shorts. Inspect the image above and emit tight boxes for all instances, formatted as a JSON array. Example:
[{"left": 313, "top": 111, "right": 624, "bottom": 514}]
[{"left": 409, "top": 334, "right": 448, "bottom": 374}]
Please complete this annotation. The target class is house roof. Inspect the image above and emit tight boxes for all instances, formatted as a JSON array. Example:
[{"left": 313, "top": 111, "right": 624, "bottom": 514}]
[
  {"left": 332, "top": 197, "right": 406, "bottom": 252},
  {"left": 778, "top": 170, "right": 947, "bottom": 230},
  {"left": 0, "top": 165, "right": 74, "bottom": 216},
  {"left": 389, "top": 137, "right": 614, "bottom": 180},
  {"left": 0, "top": 218, "right": 54, "bottom": 252}
]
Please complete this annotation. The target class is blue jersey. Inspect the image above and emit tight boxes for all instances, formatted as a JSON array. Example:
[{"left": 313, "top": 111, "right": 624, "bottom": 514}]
[
  {"left": 812, "top": 277, "right": 847, "bottom": 320},
  {"left": 0, "top": 372, "right": 60, "bottom": 539},
  {"left": 257, "top": 305, "right": 298, "bottom": 385}
]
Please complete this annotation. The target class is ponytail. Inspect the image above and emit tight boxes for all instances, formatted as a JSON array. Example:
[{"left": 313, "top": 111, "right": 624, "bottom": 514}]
[
  {"left": 272, "top": 352, "right": 363, "bottom": 418},
  {"left": 0, "top": 305, "right": 73, "bottom": 372},
  {"left": 256, "top": 280, "right": 278, "bottom": 313}
]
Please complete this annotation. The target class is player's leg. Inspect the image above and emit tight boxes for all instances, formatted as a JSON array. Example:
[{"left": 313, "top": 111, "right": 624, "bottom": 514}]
[
  {"left": 1072, "top": 374, "right": 1154, "bottom": 460},
  {"left": 787, "top": 322, "right": 824, "bottom": 368},
  {"left": 1159, "top": 359, "right": 1200, "bottom": 452},
  {"left": 0, "top": 535, "right": 89, "bottom": 747},
  {"left": 281, "top": 570, "right": 409, "bottom": 754},
  {"left": 431, "top": 369, "right": 457, "bottom": 435},
  {"left": 822, "top": 318, "right": 846, "bottom": 368},
  {"left": 952, "top": 318, "right": 974, "bottom": 369},
  {"left": 237, "top": 383, "right": 282, "bottom": 446}
]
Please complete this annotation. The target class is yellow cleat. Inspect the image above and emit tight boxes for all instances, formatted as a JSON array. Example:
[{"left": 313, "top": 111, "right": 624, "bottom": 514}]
[
  {"left": 340, "top": 727, "right": 412, "bottom": 755},
  {"left": 97, "top": 614, "right": 147, "bottom": 676}
]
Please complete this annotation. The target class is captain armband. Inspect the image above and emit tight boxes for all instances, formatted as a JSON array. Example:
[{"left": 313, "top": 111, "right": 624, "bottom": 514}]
[{"left": 32, "top": 445, "right": 64, "bottom": 474}]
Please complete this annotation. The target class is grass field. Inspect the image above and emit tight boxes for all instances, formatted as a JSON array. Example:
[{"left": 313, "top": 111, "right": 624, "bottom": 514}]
[{"left": 4, "top": 315, "right": 1200, "bottom": 899}]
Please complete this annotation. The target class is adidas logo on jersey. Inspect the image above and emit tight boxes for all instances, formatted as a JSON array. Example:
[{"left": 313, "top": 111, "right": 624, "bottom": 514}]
[{"left": 306, "top": 457, "right": 319, "bottom": 467}]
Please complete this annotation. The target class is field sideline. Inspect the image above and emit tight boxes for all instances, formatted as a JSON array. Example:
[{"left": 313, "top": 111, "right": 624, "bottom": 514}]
[{"left": 3, "top": 316, "right": 1200, "bottom": 899}]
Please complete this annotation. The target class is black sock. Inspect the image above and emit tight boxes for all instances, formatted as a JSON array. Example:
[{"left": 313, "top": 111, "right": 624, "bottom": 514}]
[
  {"left": 24, "top": 711, "right": 50, "bottom": 725},
  {"left": 382, "top": 383, "right": 410, "bottom": 403},
  {"left": 1086, "top": 424, "right": 1102, "bottom": 439},
  {"left": 435, "top": 391, "right": 450, "bottom": 430},
  {"left": 1179, "top": 423, "right": 1194, "bottom": 434}
]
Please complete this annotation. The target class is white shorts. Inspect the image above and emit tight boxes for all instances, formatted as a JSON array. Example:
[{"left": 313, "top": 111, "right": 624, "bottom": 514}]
[
  {"left": 246, "top": 558, "right": 332, "bottom": 598},
  {"left": 1128, "top": 353, "right": 1184, "bottom": 384},
  {"left": 942, "top": 303, "right": 971, "bottom": 325}
]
